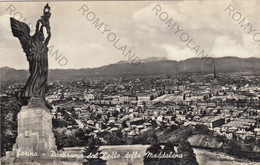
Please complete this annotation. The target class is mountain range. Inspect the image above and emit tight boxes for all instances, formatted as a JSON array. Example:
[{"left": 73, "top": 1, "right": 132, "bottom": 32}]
[{"left": 0, "top": 57, "right": 259, "bottom": 83}]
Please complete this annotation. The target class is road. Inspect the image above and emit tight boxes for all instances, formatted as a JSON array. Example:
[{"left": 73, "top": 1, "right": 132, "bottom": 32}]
[{"left": 52, "top": 99, "right": 99, "bottom": 130}]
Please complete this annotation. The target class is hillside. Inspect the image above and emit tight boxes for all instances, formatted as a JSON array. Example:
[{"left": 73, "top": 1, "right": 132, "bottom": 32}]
[{"left": 0, "top": 57, "right": 259, "bottom": 83}]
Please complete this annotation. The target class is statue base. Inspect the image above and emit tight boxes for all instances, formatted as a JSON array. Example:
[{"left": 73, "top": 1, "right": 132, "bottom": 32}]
[
  {"left": 0, "top": 98, "right": 83, "bottom": 165},
  {"left": 12, "top": 97, "right": 57, "bottom": 156}
]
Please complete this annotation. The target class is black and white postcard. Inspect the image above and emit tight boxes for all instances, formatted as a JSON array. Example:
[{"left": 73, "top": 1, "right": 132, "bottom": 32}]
[{"left": 0, "top": 1, "right": 260, "bottom": 165}]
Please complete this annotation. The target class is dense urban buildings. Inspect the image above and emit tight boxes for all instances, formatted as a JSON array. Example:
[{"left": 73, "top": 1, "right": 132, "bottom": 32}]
[{"left": 1, "top": 71, "right": 260, "bottom": 162}]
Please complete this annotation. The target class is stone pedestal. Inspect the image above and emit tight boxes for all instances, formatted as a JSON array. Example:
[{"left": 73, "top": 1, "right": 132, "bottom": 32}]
[
  {"left": 10, "top": 98, "right": 58, "bottom": 164},
  {"left": 1, "top": 98, "right": 84, "bottom": 165},
  {"left": 13, "top": 100, "right": 57, "bottom": 154}
]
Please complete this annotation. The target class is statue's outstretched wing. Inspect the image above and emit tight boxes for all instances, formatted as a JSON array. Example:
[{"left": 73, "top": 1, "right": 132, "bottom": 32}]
[{"left": 10, "top": 18, "right": 31, "bottom": 53}]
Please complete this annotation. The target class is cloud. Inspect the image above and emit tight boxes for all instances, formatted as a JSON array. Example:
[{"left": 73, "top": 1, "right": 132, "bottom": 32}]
[
  {"left": 161, "top": 45, "right": 194, "bottom": 61},
  {"left": 0, "top": 1, "right": 259, "bottom": 69},
  {"left": 211, "top": 34, "right": 259, "bottom": 58}
]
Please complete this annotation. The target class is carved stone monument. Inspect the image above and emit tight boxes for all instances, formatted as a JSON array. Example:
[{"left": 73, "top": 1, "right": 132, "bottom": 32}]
[
  {"left": 2, "top": 4, "right": 83, "bottom": 165},
  {"left": 9, "top": 4, "right": 57, "bottom": 164}
]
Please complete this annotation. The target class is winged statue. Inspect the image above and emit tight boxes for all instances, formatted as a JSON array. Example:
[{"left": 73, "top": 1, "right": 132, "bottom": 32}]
[{"left": 10, "top": 4, "right": 51, "bottom": 102}]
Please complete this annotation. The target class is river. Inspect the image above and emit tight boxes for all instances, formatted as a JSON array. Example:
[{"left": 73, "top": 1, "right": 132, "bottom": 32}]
[{"left": 98, "top": 145, "right": 260, "bottom": 165}]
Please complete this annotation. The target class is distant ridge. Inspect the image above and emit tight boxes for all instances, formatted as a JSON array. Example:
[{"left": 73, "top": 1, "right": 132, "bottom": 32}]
[{"left": 0, "top": 57, "right": 259, "bottom": 83}]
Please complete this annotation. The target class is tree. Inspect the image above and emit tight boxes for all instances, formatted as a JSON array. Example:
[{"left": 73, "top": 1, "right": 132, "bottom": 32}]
[
  {"left": 74, "top": 128, "right": 88, "bottom": 146},
  {"left": 162, "top": 141, "right": 175, "bottom": 154},
  {"left": 0, "top": 96, "right": 21, "bottom": 156},
  {"left": 225, "top": 137, "right": 242, "bottom": 155},
  {"left": 146, "top": 132, "right": 161, "bottom": 154},
  {"left": 151, "top": 120, "right": 158, "bottom": 129},
  {"left": 104, "top": 131, "right": 126, "bottom": 145},
  {"left": 133, "top": 130, "right": 152, "bottom": 145},
  {"left": 112, "top": 110, "right": 119, "bottom": 117},
  {"left": 84, "top": 135, "right": 101, "bottom": 157},
  {"left": 177, "top": 139, "right": 198, "bottom": 165},
  {"left": 193, "top": 124, "right": 210, "bottom": 135},
  {"left": 144, "top": 132, "right": 162, "bottom": 165},
  {"left": 83, "top": 135, "right": 106, "bottom": 165},
  {"left": 54, "top": 131, "right": 65, "bottom": 150},
  {"left": 122, "top": 120, "right": 128, "bottom": 128},
  {"left": 96, "top": 113, "right": 102, "bottom": 120},
  {"left": 52, "top": 118, "right": 69, "bottom": 128},
  {"left": 144, "top": 134, "right": 180, "bottom": 165},
  {"left": 158, "top": 141, "right": 179, "bottom": 165}
]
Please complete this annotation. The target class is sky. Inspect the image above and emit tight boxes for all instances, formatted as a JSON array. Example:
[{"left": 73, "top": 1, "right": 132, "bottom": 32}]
[{"left": 0, "top": 0, "right": 259, "bottom": 69}]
